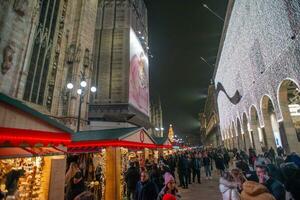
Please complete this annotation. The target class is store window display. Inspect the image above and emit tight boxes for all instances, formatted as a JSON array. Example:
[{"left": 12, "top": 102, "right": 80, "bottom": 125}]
[
  {"left": 0, "top": 157, "right": 47, "bottom": 200},
  {"left": 65, "top": 151, "right": 106, "bottom": 200}
]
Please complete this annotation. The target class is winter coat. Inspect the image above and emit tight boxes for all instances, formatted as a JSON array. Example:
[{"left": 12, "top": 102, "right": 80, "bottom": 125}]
[
  {"left": 219, "top": 177, "right": 240, "bottom": 200},
  {"left": 240, "top": 181, "right": 276, "bottom": 200},
  {"left": 125, "top": 166, "right": 140, "bottom": 190},
  {"left": 215, "top": 156, "right": 225, "bottom": 170},
  {"left": 192, "top": 158, "right": 201, "bottom": 170},
  {"left": 203, "top": 157, "right": 210, "bottom": 166},
  {"left": 264, "top": 177, "right": 285, "bottom": 200},
  {"left": 135, "top": 180, "right": 159, "bottom": 200}
]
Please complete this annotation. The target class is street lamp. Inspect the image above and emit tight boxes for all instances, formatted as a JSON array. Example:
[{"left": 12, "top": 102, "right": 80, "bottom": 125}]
[{"left": 67, "top": 73, "right": 96, "bottom": 132}]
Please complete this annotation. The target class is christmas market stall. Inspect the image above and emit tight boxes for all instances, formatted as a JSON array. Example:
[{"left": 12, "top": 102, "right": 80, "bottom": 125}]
[
  {"left": 68, "top": 127, "right": 159, "bottom": 200},
  {"left": 152, "top": 136, "right": 173, "bottom": 158},
  {"left": 0, "top": 93, "right": 72, "bottom": 200}
]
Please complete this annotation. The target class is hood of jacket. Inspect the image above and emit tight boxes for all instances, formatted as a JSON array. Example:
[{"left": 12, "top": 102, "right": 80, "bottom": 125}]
[{"left": 242, "top": 181, "right": 269, "bottom": 196}]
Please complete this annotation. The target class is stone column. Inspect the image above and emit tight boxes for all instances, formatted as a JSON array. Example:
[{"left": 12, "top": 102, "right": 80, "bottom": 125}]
[
  {"left": 250, "top": 125, "right": 262, "bottom": 154},
  {"left": 262, "top": 116, "right": 277, "bottom": 150},
  {"left": 278, "top": 122, "right": 291, "bottom": 154},
  {"left": 105, "top": 147, "right": 121, "bottom": 200}
]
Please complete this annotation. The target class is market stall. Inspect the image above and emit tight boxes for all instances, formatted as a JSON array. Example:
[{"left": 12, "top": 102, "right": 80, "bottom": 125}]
[
  {"left": 153, "top": 136, "right": 173, "bottom": 158},
  {"left": 0, "top": 93, "right": 72, "bottom": 200},
  {"left": 68, "top": 127, "right": 158, "bottom": 200}
]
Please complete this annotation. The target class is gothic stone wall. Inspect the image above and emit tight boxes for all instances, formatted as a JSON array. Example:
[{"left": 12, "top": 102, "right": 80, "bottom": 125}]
[
  {"left": 215, "top": 0, "right": 300, "bottom": 135},
  {"left": 0, "top": 0, "right": 38, "bottom": 97}
]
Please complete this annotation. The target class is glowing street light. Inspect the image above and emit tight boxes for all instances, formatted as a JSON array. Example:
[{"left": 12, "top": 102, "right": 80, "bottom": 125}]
[
  {"left": 66, "top": 73, "right": 96, "bottom": 132},
  {"left": 80, "top": 80, "right": 87, "bottom": 88},
  {"left": 67, "top": 83, "right": 74, "bottom": 89}
]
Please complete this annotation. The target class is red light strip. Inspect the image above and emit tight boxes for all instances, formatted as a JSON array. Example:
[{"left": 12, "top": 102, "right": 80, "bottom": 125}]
[
  {"left": 68, "top": 140, "right": 172, "bottom": 149},
  {"left": 0, "top": 127, "right": 71, "bottom": 145}
]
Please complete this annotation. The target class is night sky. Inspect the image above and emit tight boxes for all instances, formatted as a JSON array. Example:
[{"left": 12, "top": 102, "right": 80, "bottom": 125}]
[{"left": 144, "top": 0, "right": 228, "bottom": 143}]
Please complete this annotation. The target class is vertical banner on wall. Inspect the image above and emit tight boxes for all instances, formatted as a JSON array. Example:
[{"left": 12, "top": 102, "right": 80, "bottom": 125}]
[{"left": 129, "top": 28, "right": 149, "bottom": 116}]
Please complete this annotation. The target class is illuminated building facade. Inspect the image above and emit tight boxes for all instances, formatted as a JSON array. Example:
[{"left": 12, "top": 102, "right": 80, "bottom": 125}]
[{"left": 214, "top": 0, "right": 300, "bottom": 153}]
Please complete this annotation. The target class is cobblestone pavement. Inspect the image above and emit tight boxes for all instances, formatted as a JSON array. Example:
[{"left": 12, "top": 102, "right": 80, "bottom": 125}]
[{"left": 178, "top": 169, "right": 222, "bottom": 200}]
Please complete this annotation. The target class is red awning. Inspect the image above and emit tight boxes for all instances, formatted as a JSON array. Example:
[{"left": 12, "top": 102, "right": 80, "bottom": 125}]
[
  {"left": 68, "top": 140, "right": 173, "bottom": 152},
  {"left": 68, "top": 140, "right": 157, "bottom": 149},
  {"left": 0, "top": 147, "right": 33, "bottom": 159},
  {"left": 24, "top": 147, "right": 65, "bottom": 156},
  {"left": 0, "top": 147, "right": 65, "bottom": 159},
  {"left": 0, "top": 127, "right": 71, "bottom": 146}
]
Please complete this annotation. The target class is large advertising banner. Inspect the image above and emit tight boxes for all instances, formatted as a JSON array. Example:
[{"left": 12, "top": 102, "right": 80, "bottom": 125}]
[{"left": 129, "top": 28, "right": 149, "bottom": 116}]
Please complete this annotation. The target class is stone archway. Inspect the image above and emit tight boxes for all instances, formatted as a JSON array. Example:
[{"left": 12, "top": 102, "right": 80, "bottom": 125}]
[
  {"left": 278, "top": 79, "right": 300, "bottom": 153},
  {"left": 236, "top": 118, "right": 244, "bottom": 150},
  {"left": 261, "top": 95, "right": 278, "bottom": 150},
  {"left": 242, "top": 112, "right": 252, "bottom": 150},
  {"left": 249, "top": 106, "right": 263, "bottom": 154}
]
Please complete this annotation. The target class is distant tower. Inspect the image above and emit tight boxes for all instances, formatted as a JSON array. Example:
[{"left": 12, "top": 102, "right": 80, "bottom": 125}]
[{"left": 168, "top": 124, "right": 174, "bottom": 142}]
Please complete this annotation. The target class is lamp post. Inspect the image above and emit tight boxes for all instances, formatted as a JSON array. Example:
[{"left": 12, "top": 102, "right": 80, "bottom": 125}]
[{"left": 66, "top": 72, "right": 96, "bottom": 132}]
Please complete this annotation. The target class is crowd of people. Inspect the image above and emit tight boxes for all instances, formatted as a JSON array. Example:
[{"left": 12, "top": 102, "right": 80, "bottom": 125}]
[
  {"left": 64, "top": 147, "right": 300, "bottom": 200},
  {"left": 125, "top": 149, "right": 225, "bottom": 200},
  {"left": 218, "top": 147, "right": 300, "bottom": 200},
  {"left": 125, "top": 147, "right": 300, "bottom": 200}
]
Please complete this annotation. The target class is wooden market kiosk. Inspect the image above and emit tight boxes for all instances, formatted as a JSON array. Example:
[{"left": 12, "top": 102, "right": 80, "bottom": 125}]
[
  {"left": 152, "top": 136, "right": 173, "bottom": 158},
  {"left": 68, "top": 127, "right": 172, "bottom": 200},
  {"left": 0, "top": 93, "right": 72, "bottom": 199}
]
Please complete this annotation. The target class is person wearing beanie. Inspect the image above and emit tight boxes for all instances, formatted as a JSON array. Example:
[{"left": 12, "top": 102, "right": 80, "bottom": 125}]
[
  {"left": 157, "top": 173, "right": 180, "bottom": 200},
  {"left": 240, "top": 181, "right": 276, "bottom": 200},
  {"left": 162, "top": 193, "right": 177, "bottom": 200}
]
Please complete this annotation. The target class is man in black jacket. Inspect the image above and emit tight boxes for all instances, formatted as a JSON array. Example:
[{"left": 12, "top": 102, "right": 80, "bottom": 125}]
[
  {"left": 134, "top": 171, "right": 159, "bottom": 200},
  {"left": 125, "top": 162, "right": 140, "bottom": 200}
]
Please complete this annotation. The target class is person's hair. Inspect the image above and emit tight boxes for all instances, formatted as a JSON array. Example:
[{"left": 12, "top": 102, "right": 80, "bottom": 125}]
[
  {"left": 141, "top": 171, "right": 149, "bottom": 177},
  {"left": 129, "top": 162, "right": 135, "bottom": 167},
  {"left": 222, "top": 171, "right": 234, "bottom": 182},
  {"left": 231, "top": 168, "right": 241, "bottom": 177}
]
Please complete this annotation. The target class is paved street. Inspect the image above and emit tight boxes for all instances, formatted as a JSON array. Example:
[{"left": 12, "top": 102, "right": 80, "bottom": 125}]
[{"left": 178, "top": 169, "right": 221, "bottom": 200}]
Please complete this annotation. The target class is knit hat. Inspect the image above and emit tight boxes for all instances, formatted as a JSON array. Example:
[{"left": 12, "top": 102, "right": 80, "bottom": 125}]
[
  {"left": 162, "top": 193, "right": 176, "bottom": 200},
  {"left": 164, "top": 172, "right": 175, "bottom": 185}
]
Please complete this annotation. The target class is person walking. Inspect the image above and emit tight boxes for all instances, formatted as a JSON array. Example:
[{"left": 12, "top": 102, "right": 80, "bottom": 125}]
[
  {"left": 125, "top": 162, "right": 140, "bottom": 200},
  {"left": 203, "top": 151, "right": 212, "bottom": 180},
  {"left": 135, "top": 171, "right": 159, "bottom": 200},
  {"left": 187, "top": 154, "right": 193, "bottom": 184},
  {"left": 192, "top": 154, "right": 201, "bottom": 184},
  {"left": 178, "top": 154, "right": 189, "bottom": 188},
  {"left": 215, "top": 153, "right": 226, "bottom": 176}
]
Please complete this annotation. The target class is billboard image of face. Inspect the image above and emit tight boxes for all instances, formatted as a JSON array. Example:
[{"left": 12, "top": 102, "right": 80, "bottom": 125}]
[{"left": 129, "top": 28, "right": 149, "bottom": 116}]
